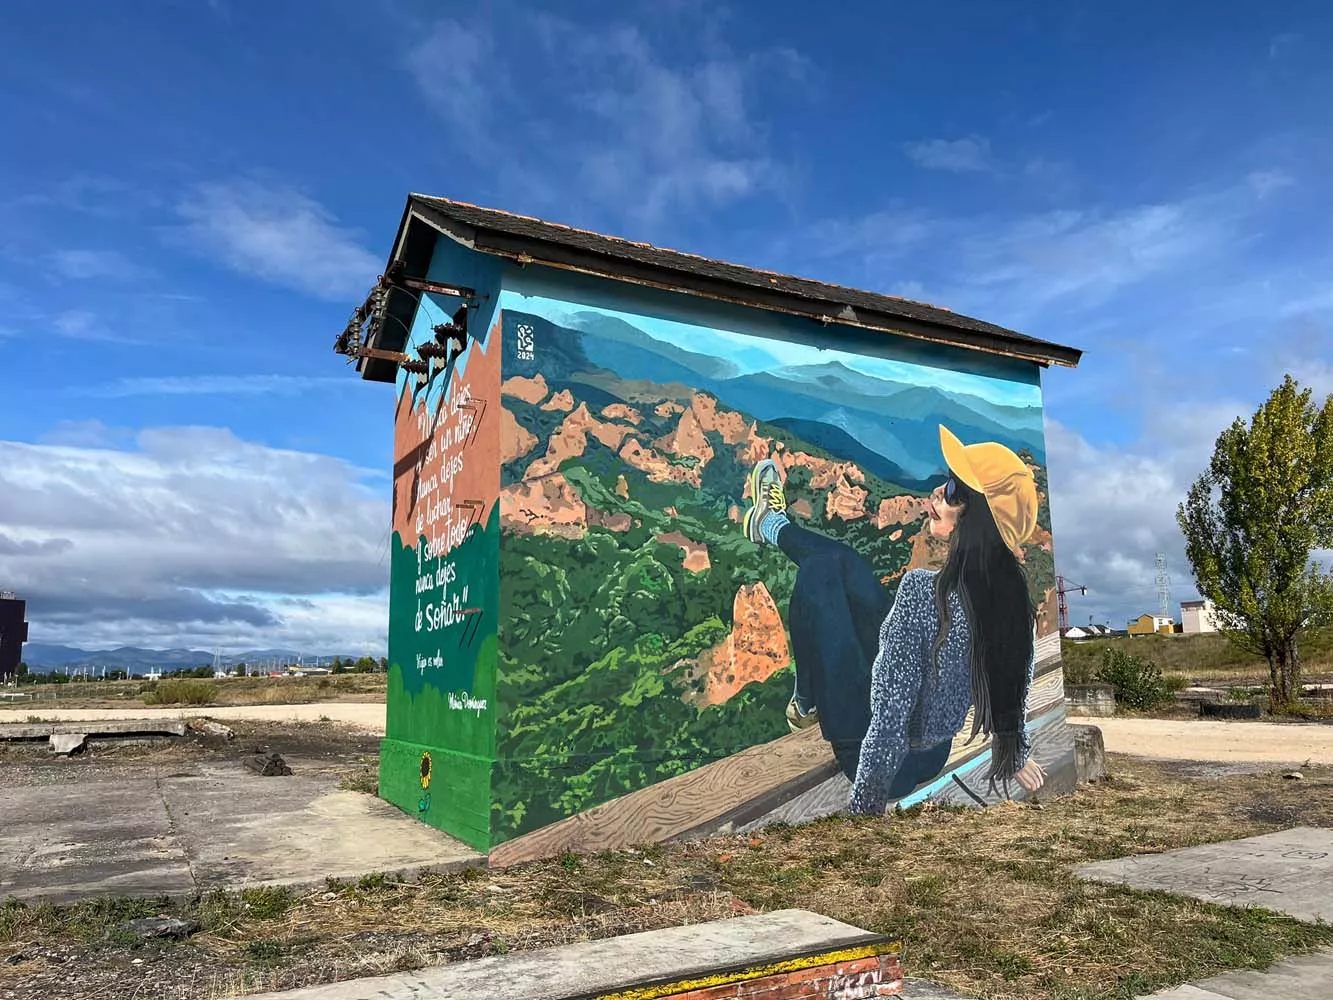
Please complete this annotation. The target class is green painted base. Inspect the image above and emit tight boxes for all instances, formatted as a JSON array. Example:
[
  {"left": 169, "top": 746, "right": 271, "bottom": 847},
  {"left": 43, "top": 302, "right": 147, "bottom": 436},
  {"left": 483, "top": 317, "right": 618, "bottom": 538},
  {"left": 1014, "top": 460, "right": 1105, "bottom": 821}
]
[{"left": 378, "top": 737, "right": 493, "bottom": 853}]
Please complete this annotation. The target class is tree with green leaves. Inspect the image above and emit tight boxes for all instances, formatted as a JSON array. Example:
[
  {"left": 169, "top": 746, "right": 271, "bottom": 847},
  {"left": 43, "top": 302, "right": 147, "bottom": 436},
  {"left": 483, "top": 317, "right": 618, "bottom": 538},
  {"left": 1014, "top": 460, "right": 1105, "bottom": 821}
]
[{"left": 1177, "top": 375, "right": 1333, "bottom": 707}]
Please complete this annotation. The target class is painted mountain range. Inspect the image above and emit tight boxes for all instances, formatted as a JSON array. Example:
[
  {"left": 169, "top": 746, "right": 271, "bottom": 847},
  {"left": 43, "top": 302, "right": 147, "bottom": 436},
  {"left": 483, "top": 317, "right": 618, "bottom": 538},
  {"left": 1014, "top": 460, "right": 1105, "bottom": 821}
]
[{"left": 508, "top": 309, "right": 1046, "bottom": 481}]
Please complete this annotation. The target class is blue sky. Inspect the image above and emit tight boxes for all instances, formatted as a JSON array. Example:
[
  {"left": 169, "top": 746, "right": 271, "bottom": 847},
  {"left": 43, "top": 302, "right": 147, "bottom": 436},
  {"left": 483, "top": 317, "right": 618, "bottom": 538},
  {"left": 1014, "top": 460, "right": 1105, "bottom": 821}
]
[{"left": 1, "top": 0, "right": 1331, "bottom": 649}]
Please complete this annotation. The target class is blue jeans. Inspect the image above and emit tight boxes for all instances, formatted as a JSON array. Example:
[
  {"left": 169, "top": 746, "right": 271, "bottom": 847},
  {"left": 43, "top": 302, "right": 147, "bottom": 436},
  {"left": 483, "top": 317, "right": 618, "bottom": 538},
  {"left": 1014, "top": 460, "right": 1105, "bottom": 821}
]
[{"left": 779, "top": 523, "right": 951, "bottom": 794}]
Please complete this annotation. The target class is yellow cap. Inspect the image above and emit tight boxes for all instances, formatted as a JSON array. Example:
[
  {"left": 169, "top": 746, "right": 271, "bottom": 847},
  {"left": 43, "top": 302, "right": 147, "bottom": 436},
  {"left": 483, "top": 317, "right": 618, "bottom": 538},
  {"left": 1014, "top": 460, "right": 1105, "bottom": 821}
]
[{"left": 938, "top": 424, "right": 1039, "bottom": 555}]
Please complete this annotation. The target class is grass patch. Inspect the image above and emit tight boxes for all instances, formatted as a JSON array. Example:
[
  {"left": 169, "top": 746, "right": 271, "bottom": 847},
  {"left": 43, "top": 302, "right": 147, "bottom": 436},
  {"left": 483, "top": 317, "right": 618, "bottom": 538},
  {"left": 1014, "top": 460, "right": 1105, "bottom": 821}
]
[{"left": 2, "top": 758, "right": 1332, "bottom": 999}]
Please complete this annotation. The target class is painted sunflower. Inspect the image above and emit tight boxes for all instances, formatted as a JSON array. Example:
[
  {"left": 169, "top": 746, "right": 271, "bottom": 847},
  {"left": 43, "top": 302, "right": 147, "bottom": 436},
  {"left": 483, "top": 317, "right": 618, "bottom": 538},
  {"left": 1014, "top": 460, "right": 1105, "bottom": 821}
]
[{"left": 420, "top": 751, "right": 433, "bottom": 790}]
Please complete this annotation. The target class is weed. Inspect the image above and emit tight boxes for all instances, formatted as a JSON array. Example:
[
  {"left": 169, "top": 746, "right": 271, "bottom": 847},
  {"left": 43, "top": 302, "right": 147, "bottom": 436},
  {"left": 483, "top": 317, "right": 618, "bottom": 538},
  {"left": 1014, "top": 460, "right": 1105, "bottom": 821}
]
[
  {"left": 339, "top": 768, "right": 378, "bottom": 795},
  {"left": 246, "top": 940, "right": 285, "bottom": 961},
  {"left": 240, "top": 886, "right": 293, "bottom": 920}
]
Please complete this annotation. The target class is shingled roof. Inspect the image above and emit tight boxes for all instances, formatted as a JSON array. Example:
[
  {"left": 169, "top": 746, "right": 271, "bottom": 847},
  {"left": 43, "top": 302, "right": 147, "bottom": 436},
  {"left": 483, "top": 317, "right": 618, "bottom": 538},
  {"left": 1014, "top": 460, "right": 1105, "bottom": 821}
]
[{"left": 366, "top": 194, "right": 1082, "bottom": 379}]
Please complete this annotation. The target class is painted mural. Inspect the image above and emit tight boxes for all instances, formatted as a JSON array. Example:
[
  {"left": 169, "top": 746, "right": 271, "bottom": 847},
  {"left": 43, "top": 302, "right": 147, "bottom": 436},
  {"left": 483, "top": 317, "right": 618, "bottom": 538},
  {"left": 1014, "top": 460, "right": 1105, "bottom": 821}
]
[
  {"left": 492, "top": 294, "right": 1060, "bottom": 851},
  {"left": 380, "top": 299, "right": 501, "bottom": 851}
]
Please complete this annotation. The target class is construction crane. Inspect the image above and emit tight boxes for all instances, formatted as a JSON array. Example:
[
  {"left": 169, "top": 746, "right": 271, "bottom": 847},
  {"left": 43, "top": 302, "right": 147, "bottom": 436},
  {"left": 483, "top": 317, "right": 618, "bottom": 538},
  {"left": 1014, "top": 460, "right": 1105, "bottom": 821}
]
[{"left": 1056, "top": 575, "right": 1088, "bottom": 637}]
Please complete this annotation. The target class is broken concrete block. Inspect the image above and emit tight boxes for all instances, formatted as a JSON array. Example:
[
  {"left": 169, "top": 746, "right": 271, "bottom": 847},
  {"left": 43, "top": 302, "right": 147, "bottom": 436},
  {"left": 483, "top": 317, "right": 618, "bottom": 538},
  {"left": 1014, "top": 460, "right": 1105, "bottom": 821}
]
[
  {"left": 1071, "top": 725, "right": 1105, "bottom": 784},
  {"left": 49, "top": 733, "right": 88, "bottom": 755},
  {"left": 189, "top": 718, "right": 235, "bottom": 740}
]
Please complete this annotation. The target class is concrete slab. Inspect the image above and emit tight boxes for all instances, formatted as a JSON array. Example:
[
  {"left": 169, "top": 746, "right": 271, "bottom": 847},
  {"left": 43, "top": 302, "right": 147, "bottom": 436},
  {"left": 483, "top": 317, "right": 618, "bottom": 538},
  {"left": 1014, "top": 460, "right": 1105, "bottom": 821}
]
[
  {"left": 1141, "top": 949, "right": 1333, "bottom": 999},
  {"left": 48, "top": 732, "right": 87, "bottom": 754},
  {"left": 0, "top": 778, "right": 196, "bottom": 904},
  {"left": 1077, "top": 827, "right": 1333, "bottom": 922},
  {"left": 162, "top": 764, "right": 482, "bottom": 890},
  {"left": 0, "top": 718, "right": 188, "bottom": 739},
  {"left": 239, "top": 909, "right": 889, "bottom": 1000},
  {"left": 0, "top": 763, "right": 483, "bottom": 903}
]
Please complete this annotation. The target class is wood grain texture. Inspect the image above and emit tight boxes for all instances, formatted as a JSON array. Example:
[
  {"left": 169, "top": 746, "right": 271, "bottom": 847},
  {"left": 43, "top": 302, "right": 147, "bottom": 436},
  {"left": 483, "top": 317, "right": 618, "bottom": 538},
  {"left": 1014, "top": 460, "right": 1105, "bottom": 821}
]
[
  {"left": 490, "top": 651, "right": 1071, "bottom": 866},
  {"left": 736, "top": 705, "right": 1076, "bottom": 833},
  {"left": 488, "top": 725, "right": 832, "bottom": 868}
]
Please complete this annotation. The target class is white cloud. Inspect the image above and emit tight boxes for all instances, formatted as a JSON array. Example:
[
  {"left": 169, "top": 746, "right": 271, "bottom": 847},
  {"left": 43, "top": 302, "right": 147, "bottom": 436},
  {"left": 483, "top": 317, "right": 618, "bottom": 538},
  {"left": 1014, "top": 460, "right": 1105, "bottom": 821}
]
[
  {"left": 49, "top": 249, "right": 146, "bottom": 281},
  {"left": 1043, "top": 396, "right": 1274, "bottom": 627},
  {"left": 81, "top": 374, "right": 354, "bottom": 398},
  {"left": 903, "top": 136, "right": 993, "bottom": 173},
  {"left": 404, "top": 7, "right": 805, "bottom": 229},
  {"left": 0, "top": 428, "right": 390, "bottom": 652},
  {"left": 177, "top": 179, "right": 382, "bottom": 301}
]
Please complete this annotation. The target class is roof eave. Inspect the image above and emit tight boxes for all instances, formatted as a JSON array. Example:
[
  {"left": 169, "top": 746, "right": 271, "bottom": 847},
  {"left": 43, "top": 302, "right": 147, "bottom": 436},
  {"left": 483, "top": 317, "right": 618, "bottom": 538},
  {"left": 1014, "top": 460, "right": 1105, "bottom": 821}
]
[{"left": 371, "top": 196, "right": 1083, "bottom": 375}]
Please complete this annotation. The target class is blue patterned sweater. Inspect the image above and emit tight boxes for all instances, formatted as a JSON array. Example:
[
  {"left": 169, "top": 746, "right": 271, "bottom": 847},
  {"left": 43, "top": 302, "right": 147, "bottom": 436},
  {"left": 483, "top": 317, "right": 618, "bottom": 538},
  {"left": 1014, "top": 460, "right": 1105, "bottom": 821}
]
[{"left": 849, "top": 568, "right": 1034, "bottom": 815}]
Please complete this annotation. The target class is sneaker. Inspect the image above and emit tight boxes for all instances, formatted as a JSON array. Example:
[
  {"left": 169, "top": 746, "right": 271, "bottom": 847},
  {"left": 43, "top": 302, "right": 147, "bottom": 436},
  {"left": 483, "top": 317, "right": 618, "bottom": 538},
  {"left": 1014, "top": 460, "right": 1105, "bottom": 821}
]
[
  {"left": 743, "top": 459, "right": 787, "bottom": 544},
  {"left": 785, "top": 696, "right": 820, "bottom": 733}
]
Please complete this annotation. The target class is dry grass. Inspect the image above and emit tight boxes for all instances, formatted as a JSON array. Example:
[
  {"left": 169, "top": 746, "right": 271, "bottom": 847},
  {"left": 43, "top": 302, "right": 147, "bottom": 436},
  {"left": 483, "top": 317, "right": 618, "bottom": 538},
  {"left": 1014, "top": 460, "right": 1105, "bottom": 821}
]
[
  {"left": 2, "top": 756, "right": 1332, "bottom": 1000},
  {"left": 1062, "top": 628, "right": 1333, "bottom": 687},
  {"left": 9, "top": 674, "right": 387, "bottom": 711}
]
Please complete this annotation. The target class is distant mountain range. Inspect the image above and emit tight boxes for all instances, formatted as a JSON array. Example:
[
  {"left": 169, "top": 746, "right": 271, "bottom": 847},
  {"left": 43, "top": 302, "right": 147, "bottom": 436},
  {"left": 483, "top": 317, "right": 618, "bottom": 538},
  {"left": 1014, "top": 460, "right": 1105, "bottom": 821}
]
[
  {"left": 505, "top": 309, "right": 1046, "bottom": 482},
  {"left": 20, "top": 643, "right": 377, "bottom": 670}
]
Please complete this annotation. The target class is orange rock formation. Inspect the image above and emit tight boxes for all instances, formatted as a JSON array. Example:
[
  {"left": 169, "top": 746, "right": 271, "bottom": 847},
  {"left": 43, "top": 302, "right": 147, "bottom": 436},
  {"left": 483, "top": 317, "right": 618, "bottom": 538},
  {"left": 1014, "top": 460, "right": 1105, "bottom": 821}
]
[
  {"left": 691, "top": 583, "right": 791, "bottom": 707},
  {"left": 825, "top": 474, "right": 868, "bottom": 521},
  {"left": 499, "top": 473, "right": 587, "bottom": 539},
  {"left": 655, "top": 531, "right": 711, "bottom": 573},
  {"left": 501, "top": 407, "right": 538, "bottom": 465},
  {"left": 602, "top": 403, "right": 643, "bottom": 425},
  {"left": 501, "top": 373, "right": 548, "bottom": 405},
  {"left": 541, "top": 389, "right": 575, "bottom": 412}
]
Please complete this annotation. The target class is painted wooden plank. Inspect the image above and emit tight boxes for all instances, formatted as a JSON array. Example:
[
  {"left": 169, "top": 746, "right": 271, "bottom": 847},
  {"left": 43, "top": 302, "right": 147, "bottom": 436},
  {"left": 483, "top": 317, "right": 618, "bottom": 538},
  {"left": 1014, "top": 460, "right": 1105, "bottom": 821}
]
[
  {"left": 488, "top": 724, "right": 832, "bottom": 867},
  {"left": 738, "top": 705, "right": 1074, "bottom": 832}
]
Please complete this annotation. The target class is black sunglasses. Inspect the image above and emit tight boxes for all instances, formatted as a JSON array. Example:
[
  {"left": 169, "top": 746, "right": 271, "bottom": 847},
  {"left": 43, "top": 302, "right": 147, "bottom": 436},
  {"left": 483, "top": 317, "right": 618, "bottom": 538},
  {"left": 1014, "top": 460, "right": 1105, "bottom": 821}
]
[{"left": 942, "top": 474, "right": 969, "bottom": 506}]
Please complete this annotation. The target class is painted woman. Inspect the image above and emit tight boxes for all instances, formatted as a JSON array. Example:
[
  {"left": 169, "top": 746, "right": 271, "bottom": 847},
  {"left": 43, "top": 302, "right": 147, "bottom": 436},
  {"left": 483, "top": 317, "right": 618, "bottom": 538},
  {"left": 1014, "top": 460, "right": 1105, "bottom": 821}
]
[{"left": 742, "top": 425, "right": 1046, "bottom": 814}]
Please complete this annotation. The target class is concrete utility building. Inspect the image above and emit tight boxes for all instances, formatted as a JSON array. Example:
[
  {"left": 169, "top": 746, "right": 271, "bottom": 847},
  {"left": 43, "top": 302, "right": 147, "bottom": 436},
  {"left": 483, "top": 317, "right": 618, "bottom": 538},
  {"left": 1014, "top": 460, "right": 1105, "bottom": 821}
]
[
  {"left": 0, "top": 591, "right": 29, "bottom": 681},
  {"left": 335, "top": 195, "right": 1083, "bottom": 862},
  {"left": 1180, "top": 599, "right": 1221, "bottom": 634}
]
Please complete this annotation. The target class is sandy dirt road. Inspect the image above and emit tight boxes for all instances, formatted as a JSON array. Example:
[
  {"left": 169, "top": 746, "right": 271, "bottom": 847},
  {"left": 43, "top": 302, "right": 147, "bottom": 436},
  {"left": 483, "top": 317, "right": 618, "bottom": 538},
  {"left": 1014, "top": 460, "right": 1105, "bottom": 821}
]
[
  {"left": 0, "top": 702, "right": 389, "bottom": 733},
  {"left": 1093, "top": 717, "right": 1333, "bottom": 765},
  {"left": 3, "top": 704, "right": 1330, "bottom": 763}
]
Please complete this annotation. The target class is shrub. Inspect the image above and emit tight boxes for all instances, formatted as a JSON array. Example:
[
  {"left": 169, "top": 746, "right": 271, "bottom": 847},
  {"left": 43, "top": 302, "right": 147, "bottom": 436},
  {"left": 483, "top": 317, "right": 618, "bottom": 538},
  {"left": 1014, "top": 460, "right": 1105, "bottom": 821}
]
[
  {"left": 1163, "top": 674, "right": 1189, "bottom": 694},
  {"left": 143, "top": 679, "right": 214, "bottom": 706},
  {"left": 1098, "top": 648, "right": 1170, "bottom": 711}
]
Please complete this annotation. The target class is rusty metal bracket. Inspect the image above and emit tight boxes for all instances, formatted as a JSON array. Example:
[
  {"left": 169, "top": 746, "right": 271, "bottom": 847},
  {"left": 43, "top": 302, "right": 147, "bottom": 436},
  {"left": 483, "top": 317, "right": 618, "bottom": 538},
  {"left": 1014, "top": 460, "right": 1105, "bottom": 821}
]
[{"left": 396, "top": 276, "right": 475, "bottom": 299}]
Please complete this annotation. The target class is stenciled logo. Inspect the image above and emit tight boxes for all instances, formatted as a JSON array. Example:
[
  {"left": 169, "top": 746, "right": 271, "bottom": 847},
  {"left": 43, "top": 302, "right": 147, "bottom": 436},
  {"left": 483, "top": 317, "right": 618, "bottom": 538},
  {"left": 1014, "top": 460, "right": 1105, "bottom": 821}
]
[{"left": 515, "top": 322, "right": 535, "bottom": 362}]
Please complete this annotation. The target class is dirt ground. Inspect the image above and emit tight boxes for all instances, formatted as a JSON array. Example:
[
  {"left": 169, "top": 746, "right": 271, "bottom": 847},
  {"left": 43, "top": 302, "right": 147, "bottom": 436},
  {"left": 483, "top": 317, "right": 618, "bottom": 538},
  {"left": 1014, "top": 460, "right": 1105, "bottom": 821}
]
[
  {"left": 0, "top": 718, "right": 381, "bottom": 788},
  {"left": 3, "top": 721, "right": 1333, "bottom": 1000}
]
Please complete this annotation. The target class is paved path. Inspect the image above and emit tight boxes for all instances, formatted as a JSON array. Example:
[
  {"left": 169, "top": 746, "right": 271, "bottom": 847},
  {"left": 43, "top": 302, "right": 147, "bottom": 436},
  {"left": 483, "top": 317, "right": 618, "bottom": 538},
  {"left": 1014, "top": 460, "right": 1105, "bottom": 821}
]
[
  {"left": 0, "top": 702, "right": 388, "bottom": 732},
  {"left": 1094, "top": 717, "right": 1333, "bottom": 764},
  {"left": 1079, "top": 827, "right": 1333, "bottom": 1000},
  {"left": 0, "top": 761, "right": 481, "bottom": 904}
]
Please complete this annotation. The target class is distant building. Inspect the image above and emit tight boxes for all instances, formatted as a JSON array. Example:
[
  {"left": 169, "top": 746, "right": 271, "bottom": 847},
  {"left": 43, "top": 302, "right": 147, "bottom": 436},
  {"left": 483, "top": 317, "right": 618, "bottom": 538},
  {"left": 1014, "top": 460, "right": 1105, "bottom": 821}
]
[
  {"left": 1181, "top": 599, "right": 1222, "bottom": 634},
  {"left": 1064, "top": 624, "right": 1116, "bottom": 641},
  {"left": 1127, "top": 613, "right": 1175, "bottom": 637},
  {"left": 0, "top": 592, "right": 29, "bottom": 681}
]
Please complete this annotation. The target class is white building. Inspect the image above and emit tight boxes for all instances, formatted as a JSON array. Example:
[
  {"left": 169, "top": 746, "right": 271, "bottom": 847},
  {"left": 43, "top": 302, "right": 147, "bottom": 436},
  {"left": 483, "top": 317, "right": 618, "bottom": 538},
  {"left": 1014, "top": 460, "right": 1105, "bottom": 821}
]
[{"left": 1181, "top": 599, "right": 1221, "bottom": 634}]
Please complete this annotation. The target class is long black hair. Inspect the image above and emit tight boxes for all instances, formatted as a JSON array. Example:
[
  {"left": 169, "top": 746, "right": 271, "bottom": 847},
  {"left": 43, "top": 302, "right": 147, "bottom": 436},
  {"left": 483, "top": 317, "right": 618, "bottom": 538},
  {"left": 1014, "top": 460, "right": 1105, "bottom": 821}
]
[{"left": 929, "top": 476, "right": 1036, "bottom": 791}]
